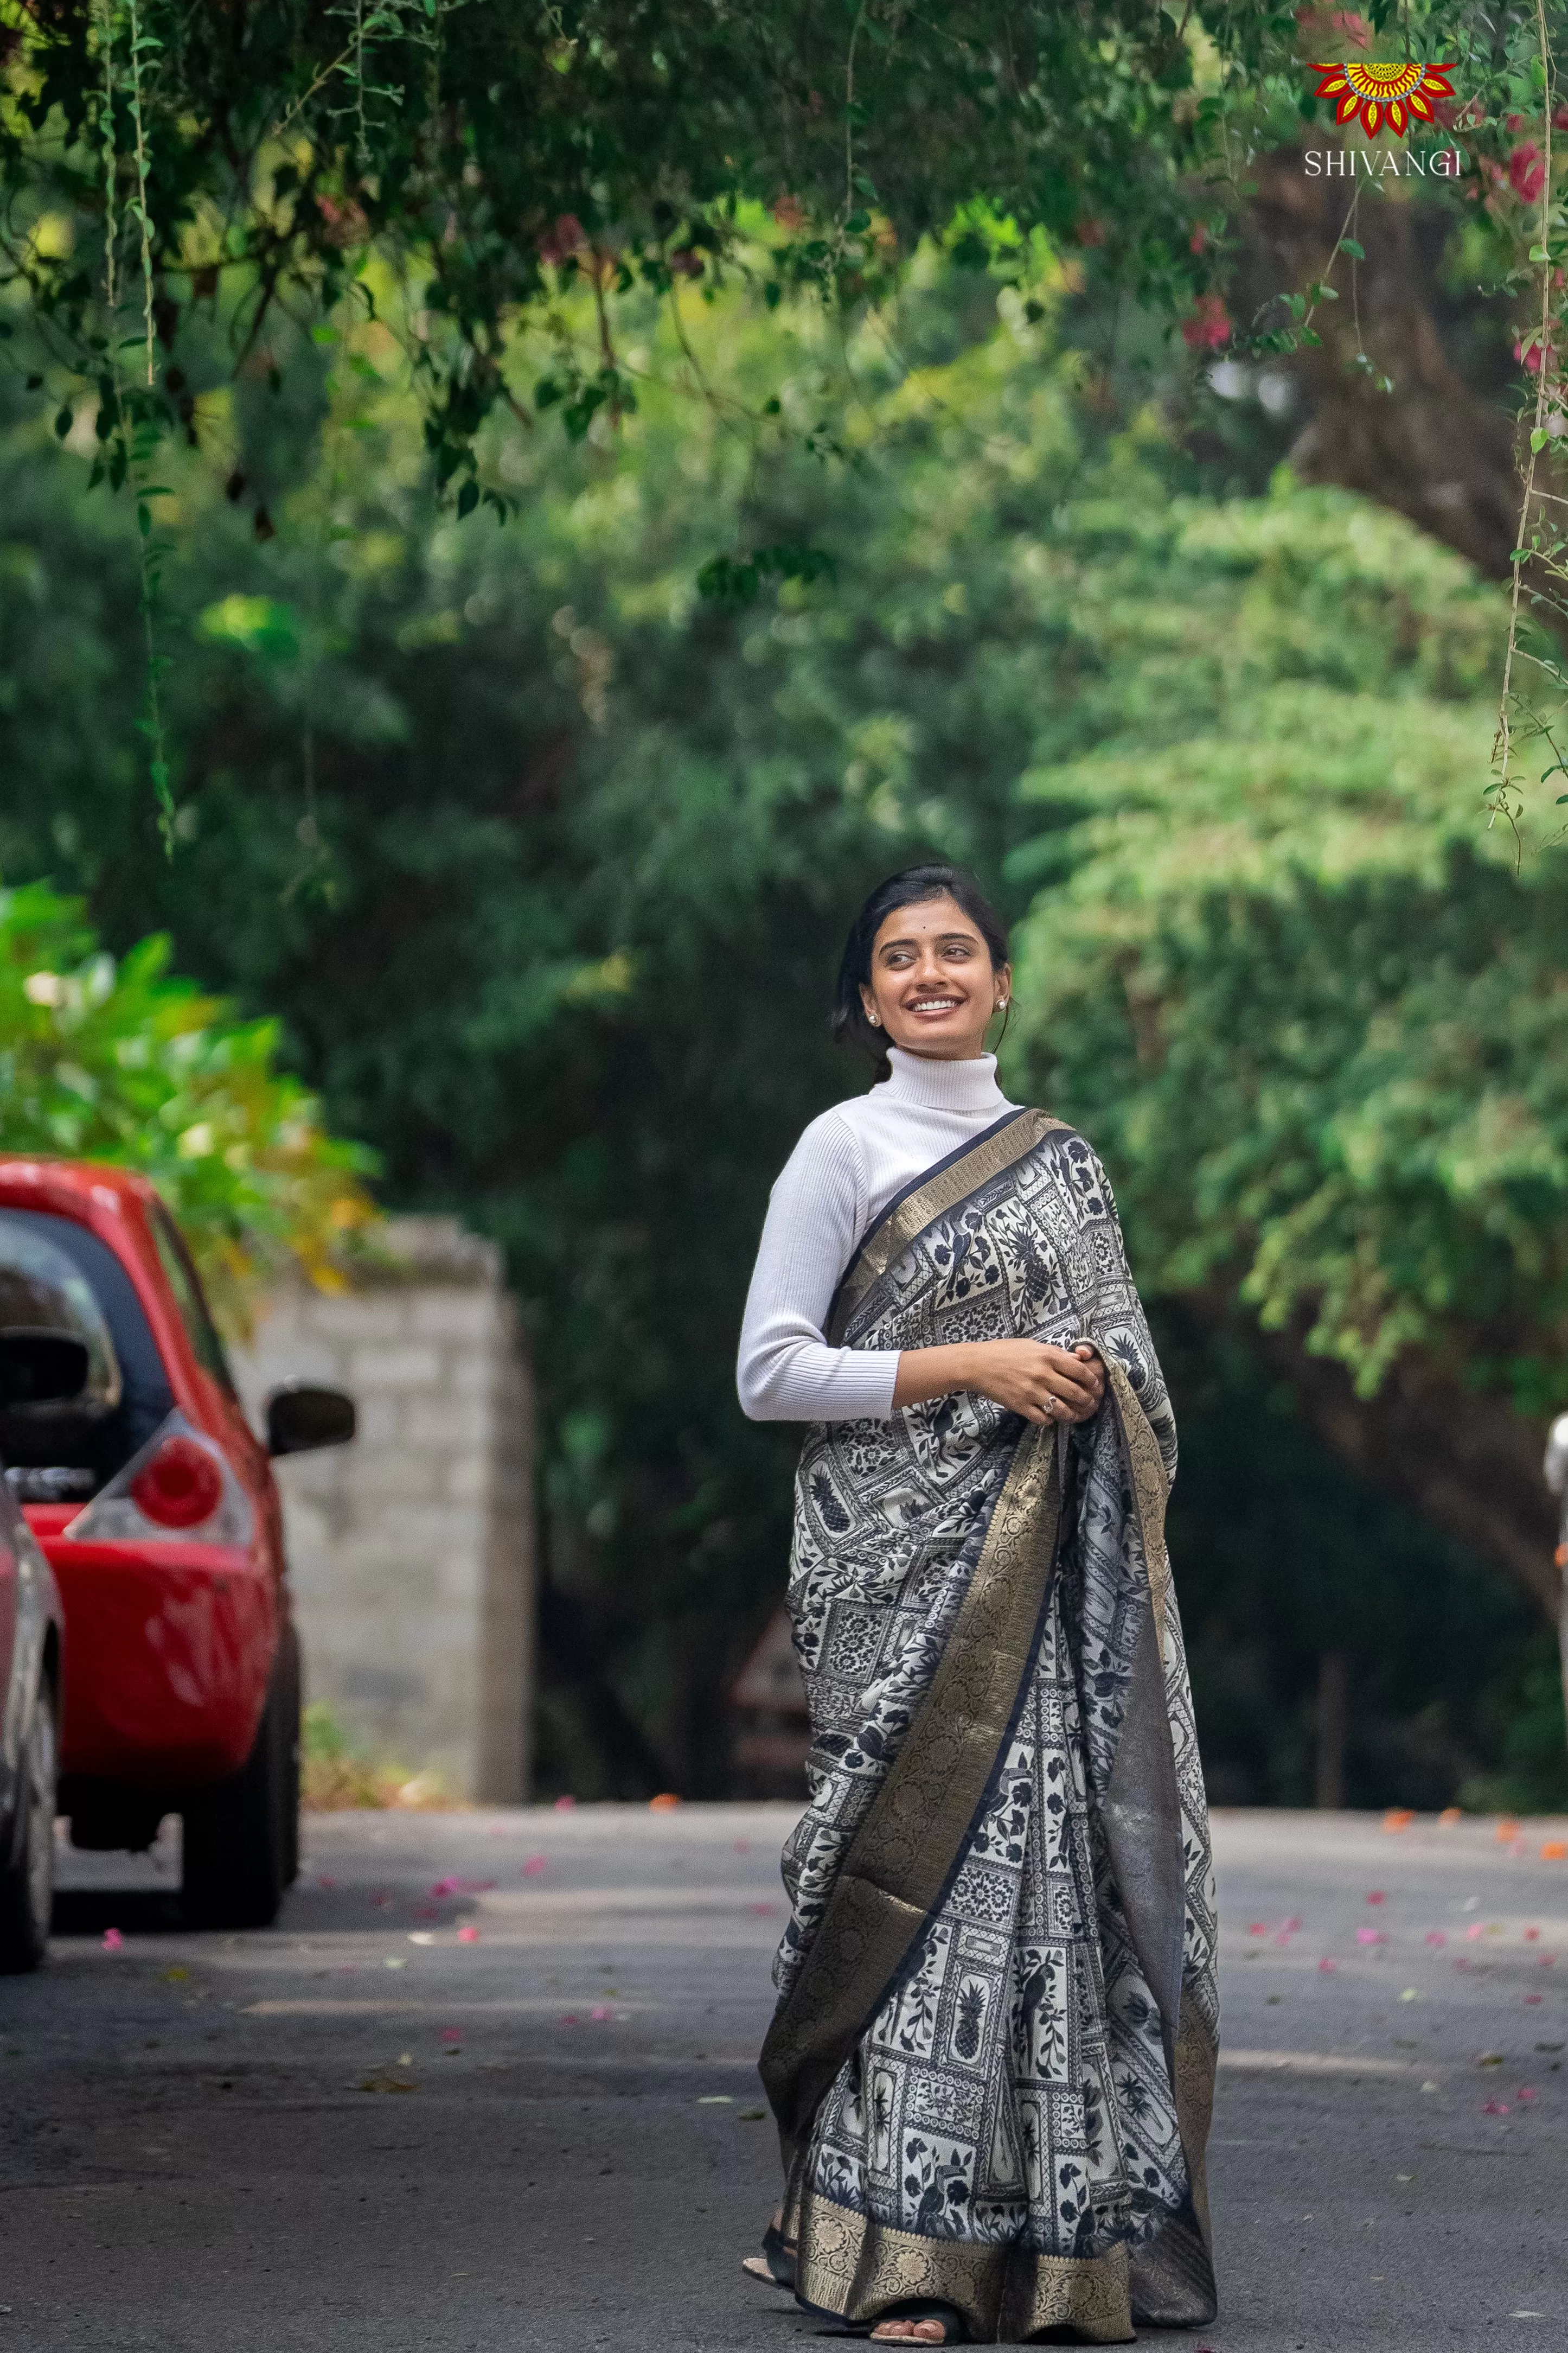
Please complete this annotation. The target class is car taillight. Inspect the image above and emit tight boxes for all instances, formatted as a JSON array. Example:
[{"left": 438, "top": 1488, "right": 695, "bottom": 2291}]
[
  {"left": 129, "top": 1435, "right": 225, "bottom": 1529},
  {"left": 63, "top": 1410, "right": 254, "bottom": 1547}
]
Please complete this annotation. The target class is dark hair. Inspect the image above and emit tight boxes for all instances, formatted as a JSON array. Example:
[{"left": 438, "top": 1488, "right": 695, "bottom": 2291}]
[{"left": 830, "top": 865, "right": 1010, "bottom": 1078}]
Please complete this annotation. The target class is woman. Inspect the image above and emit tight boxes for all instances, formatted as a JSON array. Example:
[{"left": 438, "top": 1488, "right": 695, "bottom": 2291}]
[{"left": 735, "top": 866, "right": 1218, "bottom": 2345}]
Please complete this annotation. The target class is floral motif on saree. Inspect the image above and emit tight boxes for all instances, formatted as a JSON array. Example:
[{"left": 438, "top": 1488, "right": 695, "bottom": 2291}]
[{"left": 759, "top": 1112, "right": 1218, "bottom": 2344}]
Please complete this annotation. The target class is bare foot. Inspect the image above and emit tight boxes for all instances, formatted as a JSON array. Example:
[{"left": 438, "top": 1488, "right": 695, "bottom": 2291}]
[{"left": 869, "top": 2319, "right": 956, "bottom": 2344}]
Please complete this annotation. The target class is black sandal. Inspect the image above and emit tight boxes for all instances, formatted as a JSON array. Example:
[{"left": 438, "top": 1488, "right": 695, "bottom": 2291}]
[{"left": 740, "top": 2220, "right": 797, "bottom": 2292}]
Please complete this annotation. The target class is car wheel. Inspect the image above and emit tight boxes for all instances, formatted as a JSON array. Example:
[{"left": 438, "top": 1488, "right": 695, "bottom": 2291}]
[
  {"left": 181, "top": 1652, "right": 292, "bottom": 1930},
  {"left": 0, "top": 1681, "right": 58, "bottom": 1973}
]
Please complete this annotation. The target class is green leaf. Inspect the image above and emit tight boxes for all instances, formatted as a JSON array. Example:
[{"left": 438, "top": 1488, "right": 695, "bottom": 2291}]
[{"left": 1338, "top": 237, "right": 1365, "bottom": 260}]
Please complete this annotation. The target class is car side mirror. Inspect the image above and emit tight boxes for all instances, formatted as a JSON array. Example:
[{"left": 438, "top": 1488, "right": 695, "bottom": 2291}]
[
  {"left": 0, "top": 1328, "right": 91, "bottom": 1408},
  {"left": 265, "top": 1382, "right": 356, "bottom": 1458}
]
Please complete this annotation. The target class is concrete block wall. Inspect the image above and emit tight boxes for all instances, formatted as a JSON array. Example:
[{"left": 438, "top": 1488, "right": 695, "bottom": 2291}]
[{"left": 231, "top": 1219, "right": 536, "bottom": 1800}]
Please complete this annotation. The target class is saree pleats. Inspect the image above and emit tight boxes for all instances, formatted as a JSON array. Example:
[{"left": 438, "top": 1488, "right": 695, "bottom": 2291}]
[{"left": 760, "top": 1116, "right": 1218, "bottom": 2342}]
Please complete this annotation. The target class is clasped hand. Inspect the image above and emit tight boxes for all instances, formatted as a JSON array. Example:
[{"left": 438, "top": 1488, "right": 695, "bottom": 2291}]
[{"left": 968, "top": 1338, "right": 1105, "bottom": 1425}]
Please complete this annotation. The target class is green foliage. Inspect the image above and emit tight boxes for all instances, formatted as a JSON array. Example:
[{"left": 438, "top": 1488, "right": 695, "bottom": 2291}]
[
  {"left": 0, "top": 254, "right": 1560, "bottom": 1795},
  {"left": 0, "top": 878, "right": 377, "bottom": 1331},
  {"left": 1159, "top": 1311, "right": 1563, "bottom": 1810},
  {"left": 1006, "top": 482, "right": 1568, "bottom": 1407},
  {"left": 4, "top": 1, "right": 1546, "bottom": 518}
]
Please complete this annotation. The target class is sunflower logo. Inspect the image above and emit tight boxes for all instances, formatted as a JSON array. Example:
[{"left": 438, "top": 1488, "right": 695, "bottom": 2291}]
[{"left": 1307, "top": 59, "right": 1457, "bottom": 139}]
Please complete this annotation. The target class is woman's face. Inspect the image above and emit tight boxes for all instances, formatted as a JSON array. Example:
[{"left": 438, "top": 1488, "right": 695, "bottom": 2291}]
[{"left": 860, "top": 894, "right": 1009, "bottom": 1062}]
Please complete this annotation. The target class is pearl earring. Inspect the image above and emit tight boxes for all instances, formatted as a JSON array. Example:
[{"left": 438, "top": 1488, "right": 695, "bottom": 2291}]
[{"left": 868, "top": 1012, "right": 881, "bottom": 1026}]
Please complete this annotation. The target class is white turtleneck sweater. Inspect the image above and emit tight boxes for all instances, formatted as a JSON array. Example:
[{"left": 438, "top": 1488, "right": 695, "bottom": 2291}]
[{"left": 737, "top": 1045, "right": 1021, "bottom": 1422}]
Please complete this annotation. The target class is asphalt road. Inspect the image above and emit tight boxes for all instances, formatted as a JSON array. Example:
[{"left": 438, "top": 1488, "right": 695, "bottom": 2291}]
[{"left": 2, "top": 1804, "right": 1565, "bottom": 2350}]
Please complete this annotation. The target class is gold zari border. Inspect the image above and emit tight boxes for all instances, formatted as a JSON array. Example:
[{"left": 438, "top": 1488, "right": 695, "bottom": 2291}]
[
  {"left": 828, "top": 1109, "right": 1069, "bottom": 1343},
  {"left": 795, "top": 2189, "right": 1135, "bottom": 2344}
]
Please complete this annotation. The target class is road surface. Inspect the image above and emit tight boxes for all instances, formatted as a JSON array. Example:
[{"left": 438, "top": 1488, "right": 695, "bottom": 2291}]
[{"left": 1, "top": 1805, "right": 1564, "bottom": 2349}]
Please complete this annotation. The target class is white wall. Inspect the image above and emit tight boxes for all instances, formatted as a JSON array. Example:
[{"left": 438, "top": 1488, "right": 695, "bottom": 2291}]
[{"left": 231, "top": 1219, "right": 536, "bottom": 1800}]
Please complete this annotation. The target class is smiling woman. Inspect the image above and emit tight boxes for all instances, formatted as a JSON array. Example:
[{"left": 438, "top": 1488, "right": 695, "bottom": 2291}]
[{"left": 733, "top": 868, "right": 1218, "bottom": 2345}]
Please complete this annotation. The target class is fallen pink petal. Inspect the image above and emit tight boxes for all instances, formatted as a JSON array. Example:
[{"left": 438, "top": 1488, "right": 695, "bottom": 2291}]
[
  {"left": 553, "top": 1795, "right": 577, "bottom": 1812},
  {"left": 1518, "top": 2086, "right": 1539, "bottom": 2101},
  {"left": 522, "top": 1855, "right": 547, "bottom": 1877},
  {"left": 1464, "top": 1922, "right": 1486, "bottom": 1941},
  {"left": 559, "top": 2013, "right": 580, "bottom": 2025},
  {"left": 316, "top": 1875, "right": 337, "bottom": 1889},
  {"left": 1425, "top": 1930, "right": 1447, "bottom": 1947},
  {"left": 1317, "top": 1956, "right": 1337, "bottom": 1973},
  {"left": 590, "top": 2004, "right": 614, "bottom": 2022},
  {"left": 1247, "top": 1922, "right": 1266, "bottom": 1936},
  {"left": 440, "top": 2028, "right": 463, "bottom": 2043},
  {"left": 101, "top": 1927, "right": 124, "bottom": 1952},
  {"left": 1482, "top": 2099, "right": 1512, "bottom": 2115},
  {"left": 1355, "top": 1927, "right": 1385, "bottom": 1946},
  {"left": 457, "top": 1925, "right": 480, "bottom": 1944},
  {"left": 1525, "top": 1993, "right": 1544, "bottom": 2005},
  {"left": 1366, "top": 1891, "right": 1386, "bottom": 1905}
]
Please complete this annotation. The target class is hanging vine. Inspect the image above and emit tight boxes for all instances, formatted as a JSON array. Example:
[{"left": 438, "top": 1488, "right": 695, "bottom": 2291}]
[{"left": 4, "top": 2, "right": 1568, "bottom": 836}]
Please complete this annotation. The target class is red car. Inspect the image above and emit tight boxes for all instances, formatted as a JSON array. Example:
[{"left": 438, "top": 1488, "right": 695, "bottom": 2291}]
[{"left": 0, "top": 1157, "right": 354, "bottom": 1938}]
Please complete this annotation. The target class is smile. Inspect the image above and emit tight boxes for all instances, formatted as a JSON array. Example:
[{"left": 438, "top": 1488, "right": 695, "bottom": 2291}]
[{"left": 908, "top": 998, "right": 961, "bottom": 1013}]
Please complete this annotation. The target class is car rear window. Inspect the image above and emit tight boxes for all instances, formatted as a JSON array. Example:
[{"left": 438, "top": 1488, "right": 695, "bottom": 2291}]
[
  {"left": 0, "top": 1209, "right": 174, "bottom": 1498},
  {"left": 150, "top": 1206, "right": 236, "bottom": 1396}
]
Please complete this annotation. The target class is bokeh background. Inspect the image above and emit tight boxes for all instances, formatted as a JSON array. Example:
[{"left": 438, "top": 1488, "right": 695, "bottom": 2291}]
[{"left": 4, "top": 220, "right": 1566, "bottom": 1815}]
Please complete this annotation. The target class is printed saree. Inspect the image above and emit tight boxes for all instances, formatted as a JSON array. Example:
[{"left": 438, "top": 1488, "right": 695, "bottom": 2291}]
[{"left": 759, "top": 1111, "right": 1218, "bottom": 2344}]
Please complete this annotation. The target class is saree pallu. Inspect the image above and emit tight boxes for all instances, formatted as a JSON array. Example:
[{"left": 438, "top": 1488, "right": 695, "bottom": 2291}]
[{"left": 759, "top": 1111, "right": 1218, "bottom": 2344}]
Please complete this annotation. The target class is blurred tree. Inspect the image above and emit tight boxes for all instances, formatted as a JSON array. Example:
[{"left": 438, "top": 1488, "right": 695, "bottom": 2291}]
[
  {"left": 0, "top": 881, "right": 375, "bottom": 1330},
  {"left": 0, "top": 254, "right": 1562, "bottom": 1797},
  {"left": 1004, "top": 479, "right": 1568, "bottom": 1618}
]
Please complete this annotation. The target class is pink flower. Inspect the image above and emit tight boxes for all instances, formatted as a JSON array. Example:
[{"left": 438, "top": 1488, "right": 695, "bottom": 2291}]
[
  {"left": 1182, "top": 293, "right": 1231, "bottom": 350},
  {"left": 522, "top": 1855, "right": 547, "bottom": 1877},
  {"left": 1189, "top": 225, "right": 1208, "bottom": 256},
  {"left": 1511, "top": 143, "right": 1547, "bottom": 203},
  {"left": 538, "top": 214, "right": 586, "bottom": 267},
  {"left": 101, "top": 1927, "right": 123, "bottom": 1953},
  {"left": 1556, "top": 105, "right": 1568, "bottom": 131},
  {"left": 457, "top": 1925, "right": 479, "bottom": 1944}
]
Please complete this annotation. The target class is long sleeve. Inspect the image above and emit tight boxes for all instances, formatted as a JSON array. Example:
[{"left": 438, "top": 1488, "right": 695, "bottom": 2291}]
[{"left": 737, "top": 1113, "right": 904, "bottom": 1422}]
